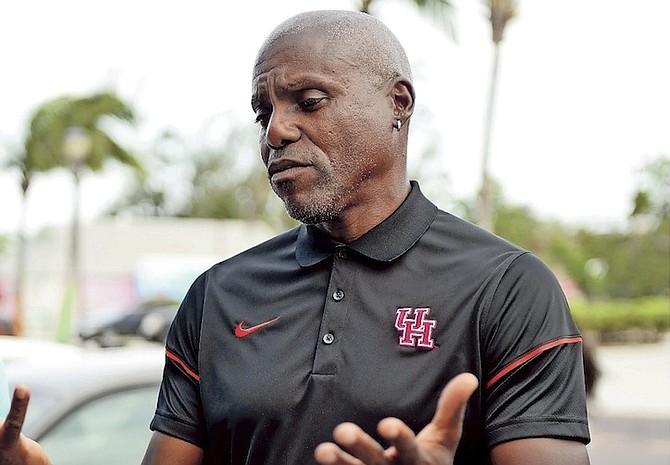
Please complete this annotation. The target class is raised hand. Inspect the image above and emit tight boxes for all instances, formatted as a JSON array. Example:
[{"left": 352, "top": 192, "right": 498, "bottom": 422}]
[
  {"left": 314, "top": 373, "right": 479, "bottom": 465},
  {"left": 0, "top": 385, "right": 51, "bottom": 465}
]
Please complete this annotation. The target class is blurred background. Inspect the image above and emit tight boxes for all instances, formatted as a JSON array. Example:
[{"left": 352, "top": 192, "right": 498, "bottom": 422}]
[{"left": 0, "top": 1, "right": 668, "bottom": 464}]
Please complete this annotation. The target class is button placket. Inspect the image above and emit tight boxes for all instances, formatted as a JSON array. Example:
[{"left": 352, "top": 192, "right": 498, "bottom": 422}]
[{"left": 312, "top": 249, "right": 351, "bottom": 375}]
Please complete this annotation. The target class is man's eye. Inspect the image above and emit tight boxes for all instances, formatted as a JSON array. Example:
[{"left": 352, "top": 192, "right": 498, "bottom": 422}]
[{"left": 299, "top": 97, "right": 325, "bottom": 110}]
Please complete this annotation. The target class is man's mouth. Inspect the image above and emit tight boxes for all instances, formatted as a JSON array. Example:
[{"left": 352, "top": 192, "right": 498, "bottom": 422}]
[{"left": 268, "top": 158, "right": 310, "bottom": 178}]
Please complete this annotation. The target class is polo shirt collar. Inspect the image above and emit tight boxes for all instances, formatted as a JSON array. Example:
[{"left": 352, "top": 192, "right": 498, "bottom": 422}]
[{"left": 295, "top": 181, "right": 438, "bottom": 267}]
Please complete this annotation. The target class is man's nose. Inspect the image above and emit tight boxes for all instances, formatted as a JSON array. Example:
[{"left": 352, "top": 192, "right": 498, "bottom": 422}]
[{"left": 265, "top": 108, "right": 300, "bottom": 150}]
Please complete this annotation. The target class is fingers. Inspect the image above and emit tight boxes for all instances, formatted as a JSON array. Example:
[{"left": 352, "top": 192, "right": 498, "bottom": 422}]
[
  {"left": 314, "top": 442, "right": 360, "bottom": 465},
  {"left": 425, "top": 373, "right": 479, "bottom": 449},
  {"left": 381, "top": 373, "right": 479, "bottom": 464},
  {"left": 377, "top": 417, "right": 416, "bottom": 463},
  {"left": 315, "top": 422, "right": 386, "bottom": 465},
  {"left": 0, "top": 384, "right": 30, "bottom": 446},
  {"left": 314, "top": 373, "right": 479, "bottom": 465}
]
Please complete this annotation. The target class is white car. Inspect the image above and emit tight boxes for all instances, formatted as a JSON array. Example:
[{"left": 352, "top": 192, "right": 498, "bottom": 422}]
[{"left": 2, "top": 337, "right": 165, "bottom": 465}]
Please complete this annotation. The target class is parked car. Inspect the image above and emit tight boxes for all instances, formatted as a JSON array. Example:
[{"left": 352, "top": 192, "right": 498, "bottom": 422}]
[
  {"left": 0, "top": 335, "right": 81, "bottom": 364},
  {"left": 0, "top": 306, "right": 15, "bottom": 335},
  {"left": 77, "top": 299, "right": 178, "bottom": 347},
  {"left": 0, "top": 316, "right": 13, "bottom": 335},
  {"left": 3, "top": 339, "right": 164, "bottom": 465}
]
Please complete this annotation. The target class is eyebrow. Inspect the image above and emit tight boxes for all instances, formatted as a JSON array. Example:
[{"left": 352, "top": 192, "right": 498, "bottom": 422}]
[
  {"left": 251, "top": 81, "right": 268, "bottom": 111},
  {"left": 275, "top": 71, "right": 340, "bottom": 92},
  {"left": 251, "top": 72, "right": 341, "bottom": 110},
  {"left": 282, "top": 76, "right": 325, "bottom": 91}
]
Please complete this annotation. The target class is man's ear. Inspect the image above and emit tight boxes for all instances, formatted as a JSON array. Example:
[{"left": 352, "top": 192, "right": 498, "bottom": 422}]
[{"left": 390, "top": 77, "right": 415, "bottom": 120}]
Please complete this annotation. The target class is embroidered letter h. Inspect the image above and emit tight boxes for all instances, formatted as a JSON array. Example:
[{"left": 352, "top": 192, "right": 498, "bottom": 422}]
[{"left": 394, "top": 307, "right": 437, "bottom": 349}]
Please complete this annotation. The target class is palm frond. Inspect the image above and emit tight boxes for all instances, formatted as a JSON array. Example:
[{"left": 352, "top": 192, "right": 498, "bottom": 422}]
[{"left": 414, "top": 0, "right": 456, "bottom": 40}]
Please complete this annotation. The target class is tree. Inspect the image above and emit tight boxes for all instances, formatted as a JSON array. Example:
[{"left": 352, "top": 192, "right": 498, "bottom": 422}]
[
  {"left": 2, "top": 144, "right": 44, "bottom": 336},
  {"left": 106, "top": 128, "right": 190, "bottom": 218},
  {"left": 15, "top": 91, "right": 142, "bottom": 338},
  {"left": 180, "top": 126, "right": 276, "bottom": 223},
  {"left": 475, "top": 0, "right": 517, "bottom": 231},
  {"left": 630, "top": 154, "right": 670, "bottom": 227},
  {"left": 25, "top": 92, "right": 141, "bottom": 173},
  {"left": 625, "top": 154, "right": 670, "bottom": 296},
  {"left": 357, "top": 0, "right": 455, "bottom": 38},
  {"left": 108, "top": 122, "right": 295, "bottom": 231},
  {"left": 358, "top": 0, "right": 453, "bottom": 17}
]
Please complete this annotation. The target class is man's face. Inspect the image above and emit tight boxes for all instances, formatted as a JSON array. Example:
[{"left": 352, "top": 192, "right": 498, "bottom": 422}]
[{"left": 251, "top": 32, "right": 394, "bottom": 224}]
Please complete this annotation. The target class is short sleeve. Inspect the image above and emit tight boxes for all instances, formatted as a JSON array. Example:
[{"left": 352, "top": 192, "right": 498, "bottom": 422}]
[
  {"left": 481, "top": 253, "right": 590, "bottom": 447},
  {"left": 149, "top": 272, "right": 209, "bottom": 448}
]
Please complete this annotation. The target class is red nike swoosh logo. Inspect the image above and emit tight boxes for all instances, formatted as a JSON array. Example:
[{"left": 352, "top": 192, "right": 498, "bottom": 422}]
[{"left": 234, "top": 317, "right": 281, "bottom": 338}]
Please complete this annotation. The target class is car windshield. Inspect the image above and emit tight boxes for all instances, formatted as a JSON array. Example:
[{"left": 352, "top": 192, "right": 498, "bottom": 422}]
[
  {"left": 17, "top": 385, "right": 63, "bottom": 433},
  {"left": 38, "top": 385, "right": 158, "bottom": 465}
]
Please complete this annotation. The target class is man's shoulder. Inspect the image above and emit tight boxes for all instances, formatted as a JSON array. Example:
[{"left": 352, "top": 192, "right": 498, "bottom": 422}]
[
  {"left": 431, "top": 208, "right": 525, "bottom": 253},
  {"left": 207, "top": 225, "right": 301, "bottom": 272}
]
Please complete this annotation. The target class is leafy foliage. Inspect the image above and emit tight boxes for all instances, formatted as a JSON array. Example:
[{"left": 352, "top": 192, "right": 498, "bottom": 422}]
[
  {"left": 24, "top": 92, "right": 141, "bottom": 174},
  {"left": 484, "top": 156, "right": 670, "bottom": 300},
  {"left": 570, "top": 297, "right": 670, "bottom": 335},
  {"left": 107, "top": 124, "right": 296, "bottom": 231},
  {"left": 358, "top": 0, "right": 455, "bottom": 39}
]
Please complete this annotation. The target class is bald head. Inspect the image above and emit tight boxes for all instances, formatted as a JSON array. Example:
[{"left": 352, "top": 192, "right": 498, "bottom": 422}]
[{"left": 255, "top": 10, "right": 412, "bottom": 87}]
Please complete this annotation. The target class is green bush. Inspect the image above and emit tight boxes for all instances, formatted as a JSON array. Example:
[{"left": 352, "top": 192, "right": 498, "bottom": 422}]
[{"left": 569, "top": 296, "right": 670, "bottom": 334}]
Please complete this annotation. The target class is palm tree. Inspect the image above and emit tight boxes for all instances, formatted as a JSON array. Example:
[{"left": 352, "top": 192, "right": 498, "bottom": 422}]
[
  {"left": 26, "top": 92, "right": 141, "bottom": 173},
  {"left": 3, "top": 147, "right": 42, "bottom": 336},
  {"left": 359, "top": 0, "right": 452, "bottom": 15},
  {"left": 3, "top": 106, "right": 70, "bottom": 336},
  {"left": 475, "top": 0, "right": 517, "bottom": 231},
  {"left": 19, "top": 91, "right": 143, "bottom": 340},
  {"left": 358, "top": 0, "right": 455, "bottom": 37}
]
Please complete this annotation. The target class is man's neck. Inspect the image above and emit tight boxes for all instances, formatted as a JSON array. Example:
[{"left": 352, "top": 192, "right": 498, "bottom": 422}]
[{"left": 313, "top": 180, "right": 411, "bottom": 243}]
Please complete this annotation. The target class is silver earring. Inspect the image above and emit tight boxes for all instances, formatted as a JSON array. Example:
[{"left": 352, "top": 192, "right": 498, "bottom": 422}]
[{"left": 394, "top": 119, "right": 402, "bottom": 131}]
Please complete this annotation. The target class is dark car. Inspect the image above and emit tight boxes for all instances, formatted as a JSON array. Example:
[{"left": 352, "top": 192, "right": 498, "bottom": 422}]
[
  {"left": 0, "top": 305, "right": 15, "bottom": 335},
  {"left": 0, "top": 316, "right": 12, "bottom": 335},
  {"left": 77, "top": 299, "right": 178, "bottom": 347},
  {"left": 3, "top": 339, "right": 164, "bottom": 465}
]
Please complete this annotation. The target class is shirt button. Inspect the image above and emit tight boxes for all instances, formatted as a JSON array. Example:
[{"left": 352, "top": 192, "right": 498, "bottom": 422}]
[
  {"left": 322, "top": 333, "right": 335, "bottom": 344},
  {"left": 332, "top": 289, "right": 345, "bottom": 301},
  {"left": 337, "top": 248, "right": 348, "bottom": 259}
]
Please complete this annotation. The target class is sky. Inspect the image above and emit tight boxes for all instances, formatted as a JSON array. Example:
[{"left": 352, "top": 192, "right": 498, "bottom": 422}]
[{"left": 1, "top": 0, "right": 668, "bottom": 235}]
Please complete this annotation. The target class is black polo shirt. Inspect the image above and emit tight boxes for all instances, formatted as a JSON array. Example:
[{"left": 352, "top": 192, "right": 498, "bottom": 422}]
[{"left": 150, "top": 181, "right": 590, "bottom": 465}]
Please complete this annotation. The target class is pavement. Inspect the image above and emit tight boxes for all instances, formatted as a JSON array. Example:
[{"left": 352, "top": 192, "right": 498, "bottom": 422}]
[{"left": 586, "top": 334, "right": 670, "bottom": 465}]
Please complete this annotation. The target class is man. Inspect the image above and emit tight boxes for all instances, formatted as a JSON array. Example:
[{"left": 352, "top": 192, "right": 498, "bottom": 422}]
[
  {"left": 143, "top": 9, "right": 590, "bottom": 465},
  {"left": 0, "top": 9, "right": 590, "bottom": 465}
]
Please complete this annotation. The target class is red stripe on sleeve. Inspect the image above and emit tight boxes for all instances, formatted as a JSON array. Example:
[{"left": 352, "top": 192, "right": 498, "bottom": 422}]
[
  {"left": 166, "top": 348, "right": 201, "bottom": 382},
  {"left": 486, "top": 336, "right": 582, "bottom": 389}
]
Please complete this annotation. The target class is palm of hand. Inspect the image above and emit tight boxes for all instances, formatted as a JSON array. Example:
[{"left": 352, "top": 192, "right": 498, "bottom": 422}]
[{"left": 314, "top": 373, "right": 478, "bottom": 465}]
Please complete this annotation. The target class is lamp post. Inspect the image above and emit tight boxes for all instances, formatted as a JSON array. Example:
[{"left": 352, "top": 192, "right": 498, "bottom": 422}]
[{"left": 57, "top": 126, "right": 91, "bottom": 342}]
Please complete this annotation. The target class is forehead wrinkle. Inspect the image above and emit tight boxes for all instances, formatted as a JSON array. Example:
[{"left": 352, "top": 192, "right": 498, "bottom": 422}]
[
  {"left": 259, "top": 61, "right": 346, "bottom": 95},
  {"left": 255, "top": 10, "right": 413, "bottom": 86}
]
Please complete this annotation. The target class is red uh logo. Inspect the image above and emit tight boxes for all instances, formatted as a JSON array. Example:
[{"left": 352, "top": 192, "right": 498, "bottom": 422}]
[{"left": 394, "top": 307, "right": 437, "bottom": 350}]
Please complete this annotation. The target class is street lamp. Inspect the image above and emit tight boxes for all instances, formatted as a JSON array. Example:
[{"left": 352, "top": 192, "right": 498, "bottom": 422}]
[{"left": 58, "top": 126, "right": 91, "bottom": 342}]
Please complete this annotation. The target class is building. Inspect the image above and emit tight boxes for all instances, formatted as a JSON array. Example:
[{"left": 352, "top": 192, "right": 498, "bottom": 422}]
[{"left": 0, "top": 217, "right": 279, "bottom": 335}]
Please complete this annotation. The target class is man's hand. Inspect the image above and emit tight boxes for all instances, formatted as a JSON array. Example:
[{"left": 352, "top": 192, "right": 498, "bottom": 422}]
[
  {"left": 314, "top": 373, "right": 479, "bottom": 465},
  {"left": 0, "top": 385, "right": 51, "bottom": 465}
]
